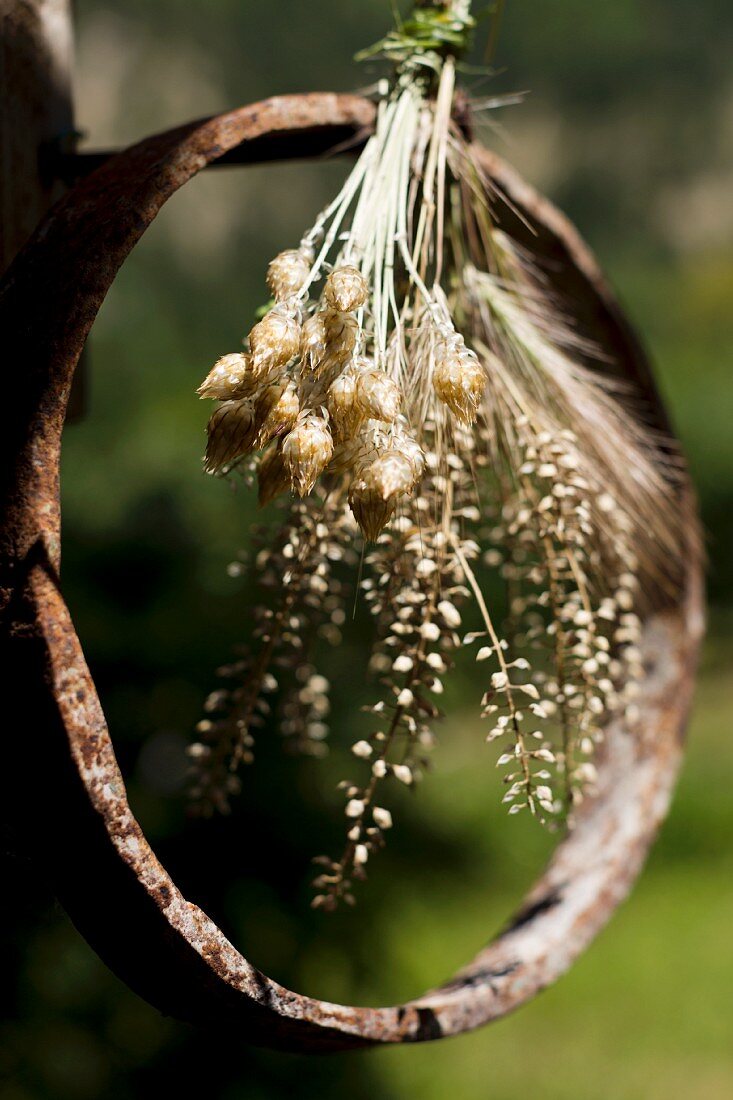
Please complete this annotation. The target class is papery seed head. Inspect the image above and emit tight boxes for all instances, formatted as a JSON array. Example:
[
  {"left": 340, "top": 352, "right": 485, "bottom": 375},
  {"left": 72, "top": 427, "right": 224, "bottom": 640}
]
[
  {"left": 433, "top": 346, "right": 485, "bottom": 425},
  {"left": 373, "top": 807, "right": 392, "bottom": 829},
  {"left": 367, "top": 450, "right": 415, "bottom": 499},
  {"left": 324, "top": 265, "right": 369, "bottom": 312},
  {"left": 255, "top": 378, "right": 300, "bottom": 444},
  {"left": 355, "top": 369, "right": 401, "bottom": 423},
  {"left": 204, "top": 399, "right": 257, "bottom": 473},
  {"left": 257, "top": 443, "right": 291, "bottom": 506},
  {"left": 348, "top": 450, "right": 416, "bottom": 540},
  {"left": 392, "top": 433, "right": 425, "bottom": 481},
  {"left": 323, "top": 310, "right": 358, "bottom": 366},
  {"left": 301, "top": 310, "right": 359, "bottom": 376},
  {"left": 266, "top": 249, "right": 311, "bottom": 300},
  {"left": 300, "top": 312, "right": 329, "bottom": 371},
  {"left": 348, "top": 474, "right": 397, "bottom": 541},
  {"left": 197, "top": 353, "right": 257, "bottom": 400},
  {"left": 282, "top": 414, "right": 334, "bottom": 496},
  {"left": 327, "top": 367, "right": 365, "bottom": 439},
  {"left": 249, "top": 307, "right": 301, "bottom": 371}
]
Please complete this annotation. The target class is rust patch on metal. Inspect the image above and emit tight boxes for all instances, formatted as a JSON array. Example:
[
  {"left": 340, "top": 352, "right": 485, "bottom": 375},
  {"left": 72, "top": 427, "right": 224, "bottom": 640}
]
[{"left": 0, "top": 93, "right": 704, "bottom": 1051}]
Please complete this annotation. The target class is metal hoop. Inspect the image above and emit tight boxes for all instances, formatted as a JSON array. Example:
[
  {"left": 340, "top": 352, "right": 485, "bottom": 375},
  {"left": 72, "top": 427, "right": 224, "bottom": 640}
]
[{"left": 0, "top": 93, "right": 703, "bottom": 1052}]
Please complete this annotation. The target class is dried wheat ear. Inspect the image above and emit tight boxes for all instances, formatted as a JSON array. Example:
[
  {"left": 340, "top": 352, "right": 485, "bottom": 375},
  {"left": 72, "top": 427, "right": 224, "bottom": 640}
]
[{"left": 189, "top": 61, "right": 684, "bottom": 909}]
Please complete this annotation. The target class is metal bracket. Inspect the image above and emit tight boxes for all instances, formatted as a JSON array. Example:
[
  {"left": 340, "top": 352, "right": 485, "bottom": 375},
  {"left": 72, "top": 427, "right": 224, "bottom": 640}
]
[{"left": 0, "top": 92, "right": 704, "bottom": 1052}]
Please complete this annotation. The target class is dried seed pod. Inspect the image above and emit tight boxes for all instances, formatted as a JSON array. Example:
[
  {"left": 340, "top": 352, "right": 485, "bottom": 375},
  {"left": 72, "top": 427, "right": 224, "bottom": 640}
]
[
  {"left": 349, "top": 475, "right": 396, "bottom": 542},
  {"left": 257, "top": 443, "right": 291, "bottom": 506},
  {"left": 355, "top": 369, "right": 401, "bottom": 423},
  {"left": 256, "top": 378, "right": 301, "bottom": 445},
  {"left": 324, "top": 310, "right": 358, "bottom": 365},
  {"left": 349, "top": 450, "right": 415, "bottom": 540},
  {"left": 197, "top": 353, "right": 257, "bottom": 400},
  {"left": 433, "top": 346, "right": 485, "bottom": 425},
  {"left": 204, "top": 399, "right": 257, "bottom": 473},
  {"left": 327, "top": 368, "right": 365, "bottom": 440},
  {"left": 326, "top": 433, "right": 366, "bottom": 476},
  {"left": 367, "top": 450, "right": 416, "bottom": 499},
  {"left": 282, "top": 414, "right": 334, "bottom": 496},
  {"left": 266, "top": 249, "right": 311, "bottom": 301},
  {"left": 392, "top": 431, "right": 426, "bottom": 482},
  {"left": 300, "top": 312, "right": 329, "bottom": 373},
  {"left": 249, "top": 307, "right": 301, "bottom": 372},
  {"left": 301, "top": 310, "right": 359, "bottom": 376},
  {"left": 324, "top": 265, "right": 369, "bottom": 312}
]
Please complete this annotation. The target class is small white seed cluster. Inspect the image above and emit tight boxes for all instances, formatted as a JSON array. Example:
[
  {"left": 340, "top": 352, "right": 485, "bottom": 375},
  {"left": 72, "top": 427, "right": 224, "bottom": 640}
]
[
  {"left": 188, "top": 495, "right": 356, "bottom": 814},
  {"left": 520, "top": 428, "right": 645, "bottom": 808},
  {"left": 198, "top": 258, "right": 425, "bottom": 541},
  {"left": 311, "top": 452, "right": 476, "bottom": 909},
  {"left": 476, "top": 637, "right": 559, "bottom": 821},
  {"left": 479, "top": 417, "right": 647, "bottom": 816}
]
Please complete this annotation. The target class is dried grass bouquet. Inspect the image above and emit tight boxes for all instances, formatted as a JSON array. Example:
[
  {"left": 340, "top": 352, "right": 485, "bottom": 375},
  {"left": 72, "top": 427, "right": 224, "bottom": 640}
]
[{"left": 188, "top": 0, "right": 683, "bottom": 909}]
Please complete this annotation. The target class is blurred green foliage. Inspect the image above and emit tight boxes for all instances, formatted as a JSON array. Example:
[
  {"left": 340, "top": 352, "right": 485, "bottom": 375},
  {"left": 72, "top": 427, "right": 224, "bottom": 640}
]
[{"left": 2, "top": 1, "right": 732, "bottom": 1097}]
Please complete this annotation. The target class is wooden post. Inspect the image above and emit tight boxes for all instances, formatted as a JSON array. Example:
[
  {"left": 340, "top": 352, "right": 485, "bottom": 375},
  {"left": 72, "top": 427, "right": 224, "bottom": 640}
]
[{"left": 0, "top": 0, "right": 81, "bottom": 413}]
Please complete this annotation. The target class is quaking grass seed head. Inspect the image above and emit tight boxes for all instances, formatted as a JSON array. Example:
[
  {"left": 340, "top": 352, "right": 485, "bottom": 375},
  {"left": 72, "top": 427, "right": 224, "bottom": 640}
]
[
  {"left": 249, "top": 306, "right": 301, "bottom": 371},
  {"left": 197, "top": 353, "right": 256, "bottom": 400},
  {"left": 348, "top": 474, "right": 396, "bottom": 542},
  {"left": 393, "top": 432, "right": 426, "bottom": 481},
  {"left": 300, "top": 311, "right": 359, "bottom": 376},
  {"left": 323, "top": 310, "right": 359, "bottom": 370},
  {"left": 255, "top": 378, "right": 301, "bottom": 445},
  {"left": 282, "top": 413, "right": 334, "bottom": 496},
  {"left": 300, "top": 312, "right": 329, "bottom": 371},
  {"left": 204, "top": 399, "right": 258, "bottom": 473},
  {"left": 433, "top": 344, "right": 485, "bottom": 425},
  {"left": 355, "top": 369, "right": 402, "bottom": 423},
  {"left": 257, "top": 443, "right": 291, "bottom": 506},
  {"left": 327, "top": 367, "right": 366, "bottom": 439},
  {"left": 349, "top": 450, "right": 416, "bottom": 540},
  {"left": 368, "top": 450, "right": 416, "bottom": 498},
  {"left": 266, "top": 249, "right": 312, "bottom": 301},
  {"left": 324, "top": 265, "right": 369, "bottom": 313}
]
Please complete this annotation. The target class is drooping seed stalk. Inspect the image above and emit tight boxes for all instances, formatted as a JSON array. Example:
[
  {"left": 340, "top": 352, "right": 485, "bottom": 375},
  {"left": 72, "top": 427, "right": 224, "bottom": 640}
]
[{"left": 451, "top": 533, "right": 536, "bottom": 808}]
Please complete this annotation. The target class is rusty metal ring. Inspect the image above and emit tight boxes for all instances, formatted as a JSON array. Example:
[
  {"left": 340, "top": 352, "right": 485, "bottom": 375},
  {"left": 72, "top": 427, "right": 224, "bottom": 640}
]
[{"left": 0, "top": 93, "right": 704, "bottom": 1052}]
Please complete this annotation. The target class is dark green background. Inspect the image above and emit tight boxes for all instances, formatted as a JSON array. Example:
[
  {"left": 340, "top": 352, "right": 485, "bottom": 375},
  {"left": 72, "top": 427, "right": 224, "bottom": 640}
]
[{"left": 3, "top": 2, "right": 732, "bottom": 1097}]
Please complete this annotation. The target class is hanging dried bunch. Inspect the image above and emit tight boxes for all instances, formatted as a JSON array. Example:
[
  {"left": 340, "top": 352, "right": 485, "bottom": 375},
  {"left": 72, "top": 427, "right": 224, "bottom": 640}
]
[{"left": 189, "top": 0, "right": 684, "bottom": 908}]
